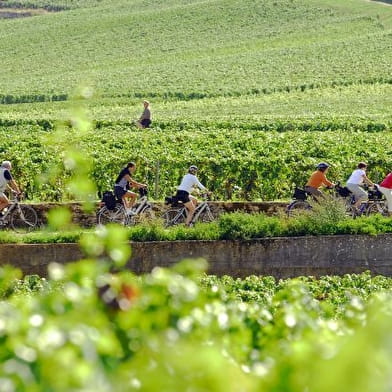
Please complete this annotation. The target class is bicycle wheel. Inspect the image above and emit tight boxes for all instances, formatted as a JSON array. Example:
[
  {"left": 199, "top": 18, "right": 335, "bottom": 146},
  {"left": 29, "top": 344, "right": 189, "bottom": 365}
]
[
  {"left": 10, "top": 205, "right": 38, "bottom": 232},
  {"left": 345, "top": 205, "right": 357, "bottom": 218},
  {"left": 162, "top": 208, "right": 186, "bottom": 227},
  {"left": 97, "top": 205, "right": 128, "bottom": 225},
  {"left": 366, "top": 202, "right": 388, "bottom": 216},
  {"left": 196, "top": 207, "right": 215, "bottom": 223},
  {"left": 286, "top": 200, "right": 311, "bottom": 217}
]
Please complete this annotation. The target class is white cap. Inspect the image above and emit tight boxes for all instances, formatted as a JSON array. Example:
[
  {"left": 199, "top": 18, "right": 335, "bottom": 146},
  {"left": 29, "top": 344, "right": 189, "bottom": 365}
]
[{"left": 1, "top": 161, "right": 11, "bottom": 169}]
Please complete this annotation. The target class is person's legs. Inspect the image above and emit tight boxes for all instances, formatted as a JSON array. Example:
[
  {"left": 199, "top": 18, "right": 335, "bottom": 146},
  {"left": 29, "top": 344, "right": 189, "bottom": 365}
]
[
  {"left": 379, "top": 186, "right": 392, "bottom": 216},
  {"left": 184, "top": 200, "right": 196, "bottom": 226},
  {"left": 346, "top": 184, "right": 367, "bottom": 209},
  {"left": 123, "top": 191, "right": 137, "bottom": 209},
  {"left": 304, "top": 186, "right": 323, "bottom": 200},
  {"left": 0, "top": 193, "right": 9, "bottom": 213},
  {"left": 189, "top": 195, "right": 198, "bottom": 207},
  {"left": 141, "top": 119, "right": 151, "bottom": 128}
]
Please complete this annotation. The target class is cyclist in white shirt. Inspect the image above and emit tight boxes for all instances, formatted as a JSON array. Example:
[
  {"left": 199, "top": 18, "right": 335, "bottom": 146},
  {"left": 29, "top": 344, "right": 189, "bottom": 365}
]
[
  {"left": 175, "top": 165, "right": 208, "bottom": 226},
  {"left": 346, "top": 162, "right": 374, "bottom": 209},
  {"left": 0, "top": 161, "right": 21, "bottom": 214}
]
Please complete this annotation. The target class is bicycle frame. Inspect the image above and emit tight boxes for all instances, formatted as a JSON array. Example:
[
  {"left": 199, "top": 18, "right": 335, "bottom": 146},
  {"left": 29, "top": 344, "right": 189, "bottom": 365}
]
[
  {"left": 165, "top": 198, "right": 212, "bottom": 226},
  {"left": 97, "top": 193, "right": 154, "bottom": 226},
  {"left": 191, "top": 201, "right": 210, "bottom": 222},
  {"left": 0, "top": 196, "right": 22, "bottom": 223},
  {"left": 128, "top": 195, "right": 150, "bottom": 215}
]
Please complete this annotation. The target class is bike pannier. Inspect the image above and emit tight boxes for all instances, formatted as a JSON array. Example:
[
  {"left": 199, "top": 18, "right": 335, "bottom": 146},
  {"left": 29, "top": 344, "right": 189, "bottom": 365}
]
[
  {"left": 102, "top": 191, "right": 117, "bottom": 210},
  {"left": 336, "top": 186, "right": 351, "bottom": 198},
  {"left": 368, "top": 188, "right": 383, "bottom": 200},
  {"left": 293, "top": 187, "right": 307, "bottom": 200},
  {"left": 165, "top": 195, "right": 179, "bottom": 207}
]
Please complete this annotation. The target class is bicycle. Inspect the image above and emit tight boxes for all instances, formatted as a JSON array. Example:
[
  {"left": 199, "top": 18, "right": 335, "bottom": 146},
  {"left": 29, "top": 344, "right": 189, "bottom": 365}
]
[
  {"left": 335, "top": 183, "right": 388, "bottom": 218},
  {"left": 334, "top": 182, "right": 357, "bottom": 217},
  {"left": 0, "top": 192, "right": 38, "bottom": 232},
  {"left": 97, "top": 188, "right": 154, "bottom": 226},
  {"left": 286, "top": 187, "right": 312, "bottom": 216},
  {"left": 162, "top": 193, "right": 215, "bottom": 227},
  {"left": 354, "top": 185, "right": 388, "bottom": 217},
  {"left": 287, "top": 183, "right": 353, "bottom": 217}
]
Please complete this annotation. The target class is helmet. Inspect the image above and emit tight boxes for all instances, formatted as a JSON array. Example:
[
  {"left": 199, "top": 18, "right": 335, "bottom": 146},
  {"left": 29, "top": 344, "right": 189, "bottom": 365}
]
[
  {"left": 316, "top": 162, "right": 330, "bottom": 170},
  {"left": 189, "top": 165, "right": 198, "bottom": 173},
  {"left": 1, "top": 161, "right": 11, "bottom": 169}
]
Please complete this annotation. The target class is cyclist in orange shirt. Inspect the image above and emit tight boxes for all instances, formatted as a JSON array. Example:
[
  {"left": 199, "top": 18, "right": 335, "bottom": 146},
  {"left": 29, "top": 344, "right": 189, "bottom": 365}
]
[{"left": 304, "top": 162, "right": 335, "bottom": 198}]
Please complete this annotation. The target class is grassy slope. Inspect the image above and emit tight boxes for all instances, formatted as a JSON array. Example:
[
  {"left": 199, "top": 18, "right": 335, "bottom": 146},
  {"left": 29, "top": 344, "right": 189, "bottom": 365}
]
[{"left": 0, "top": 0, "right": 391, "bottom": 104}]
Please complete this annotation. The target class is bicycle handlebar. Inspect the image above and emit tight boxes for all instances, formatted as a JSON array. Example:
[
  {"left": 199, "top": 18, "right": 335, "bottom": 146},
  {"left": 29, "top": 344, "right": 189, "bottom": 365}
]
[
  {"left": 200, "top": 192, "right": 213, "bottom": 201},
  {"left": 11, "top": 190, "right": 23, "bottom": 201}
]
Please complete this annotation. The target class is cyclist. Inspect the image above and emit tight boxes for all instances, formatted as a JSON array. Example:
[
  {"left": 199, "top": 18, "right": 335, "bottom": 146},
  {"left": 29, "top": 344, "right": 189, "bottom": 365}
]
[
  {"left": 175, "top": 165, "right": 209, "bottom": 226},
  {"left": 114, "top": 162, "right": 147, "bottom": 214},
  {"left": 346, "top": 162, "right": 374, "bottom": 211},
  {"left": 378, "top": 171, "right": 392, "bottom": 217},
  {"left": 304, "top": 162, "right": 335, "bottom": 199},
  {"left": 0, "top": 161, "right": 21, "bottom": 214}
]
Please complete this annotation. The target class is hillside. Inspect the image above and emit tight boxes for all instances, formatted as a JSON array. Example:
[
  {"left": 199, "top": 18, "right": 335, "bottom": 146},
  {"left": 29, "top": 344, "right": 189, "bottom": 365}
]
[{"left": 0, "top": 0, "right": 391, "bottom": 103}]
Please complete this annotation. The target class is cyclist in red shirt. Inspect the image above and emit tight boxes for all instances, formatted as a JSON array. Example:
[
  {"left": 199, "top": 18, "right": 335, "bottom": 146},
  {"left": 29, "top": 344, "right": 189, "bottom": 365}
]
[{"left": 378, "top": 172, "right": 392, "bottom": 216}]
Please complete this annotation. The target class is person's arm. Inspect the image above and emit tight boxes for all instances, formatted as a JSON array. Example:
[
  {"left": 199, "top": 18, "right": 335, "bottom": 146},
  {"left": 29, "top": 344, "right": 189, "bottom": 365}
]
[
  {"left": 8, "top": 179, "right": 21, "bottom": 194},
  {"left": 127, "top": 175, "right": 147, "bottom": 189},
  {"left": 194, "top": 177, "right": 207, "bottom": 191},
  {"left": 139, "top": 108, "right": 147, "bottom": 121},
  {"left": 363, "top": 174, "right": 374, "bottom": 187},
  {"left": 4, "top": 171, "right": 20, "bottom": 194},
  {"left": 321, "top": 173, "right": 334, "bottom": 187}
]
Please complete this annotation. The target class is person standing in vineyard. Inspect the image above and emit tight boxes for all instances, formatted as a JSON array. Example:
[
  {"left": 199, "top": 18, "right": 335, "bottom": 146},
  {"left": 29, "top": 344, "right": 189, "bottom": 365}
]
[
  {"left": 175, "top": 165, "right": 209, "bottom": 227},
  {"left": 136, "top": 100, "right": 152, "bottom": 129},
  {"left": 0, "top": 161, "right": 21, "bottom": 214},
  {"left": 114, "top": 162, "right": 147, "bottom": 214},
  {"left": 378, "top": 172, "right": 392, "bottom": 216},
  {"left": 346, "top": 162, "right": 374, "bottom": 211},
  {"left": 304, "top": 162, "right": 334, "bottom": 198}
]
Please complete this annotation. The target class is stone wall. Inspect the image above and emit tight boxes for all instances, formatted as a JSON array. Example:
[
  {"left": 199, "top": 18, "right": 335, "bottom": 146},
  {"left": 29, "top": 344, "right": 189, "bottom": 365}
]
[{"left": 1, "top": 234, "right": 392, "bottom": 278}]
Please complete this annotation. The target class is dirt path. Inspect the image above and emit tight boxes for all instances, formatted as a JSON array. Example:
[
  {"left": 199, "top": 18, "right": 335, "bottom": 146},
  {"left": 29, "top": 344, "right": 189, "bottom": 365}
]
[
  {"left": 367, "top": 0, "right": 392, "bottom": 6},
  {"left": 0, "top": 8, "right": 49, "bottom": 19}
]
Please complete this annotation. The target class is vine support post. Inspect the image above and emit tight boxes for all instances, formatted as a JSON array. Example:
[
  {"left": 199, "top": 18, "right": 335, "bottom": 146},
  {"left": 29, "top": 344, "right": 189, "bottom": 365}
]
[{"left": 154, "top": 160, "right": 160, "bottom": 200}]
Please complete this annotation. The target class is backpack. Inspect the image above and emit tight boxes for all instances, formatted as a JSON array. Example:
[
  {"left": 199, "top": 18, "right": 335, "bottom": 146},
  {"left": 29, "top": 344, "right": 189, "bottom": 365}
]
[{"left": 102, "top": 191, "right": 117, "bottom": 210}]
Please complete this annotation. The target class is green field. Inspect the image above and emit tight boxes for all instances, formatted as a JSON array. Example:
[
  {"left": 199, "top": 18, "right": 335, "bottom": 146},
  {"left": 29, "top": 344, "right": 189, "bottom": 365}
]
[
  {"left": 1, "top": 0, "right": 392, "bottom": 201},
  {"left": 1, "top": 0, "right": 392, "bottom": 100},
  {"left": 2, "top": 125, "right": 392, "bottom": 201}
]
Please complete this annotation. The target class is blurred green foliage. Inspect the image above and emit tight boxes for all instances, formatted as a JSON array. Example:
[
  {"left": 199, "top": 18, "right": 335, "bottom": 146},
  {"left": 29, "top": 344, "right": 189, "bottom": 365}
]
[{"left": 1, "top": 260, "right": 392, "bottom": 390}]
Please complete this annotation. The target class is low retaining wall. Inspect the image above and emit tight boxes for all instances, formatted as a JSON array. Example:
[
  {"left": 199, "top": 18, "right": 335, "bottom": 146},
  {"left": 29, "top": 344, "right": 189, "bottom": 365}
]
[{"left": 1, "top": 234, "right": 392, "bottom": 278}]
